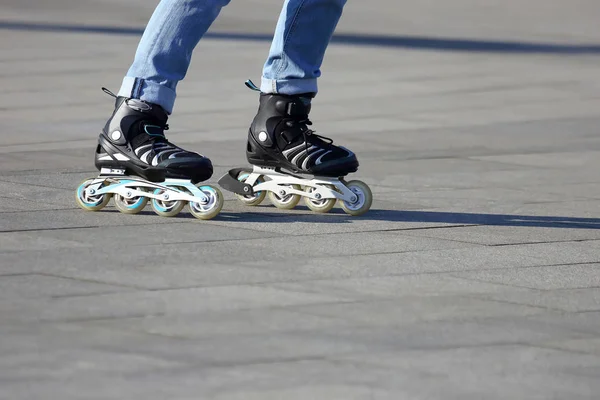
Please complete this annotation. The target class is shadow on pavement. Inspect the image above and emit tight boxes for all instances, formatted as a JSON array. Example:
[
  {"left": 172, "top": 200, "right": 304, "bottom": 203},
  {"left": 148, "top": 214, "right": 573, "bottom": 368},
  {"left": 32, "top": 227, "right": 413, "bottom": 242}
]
[
  {"left": 2, "top": 20, "right": 600, "bottom": 54},
  {"left": 214, "top": 208, "right": 600, "bottom": 229}
]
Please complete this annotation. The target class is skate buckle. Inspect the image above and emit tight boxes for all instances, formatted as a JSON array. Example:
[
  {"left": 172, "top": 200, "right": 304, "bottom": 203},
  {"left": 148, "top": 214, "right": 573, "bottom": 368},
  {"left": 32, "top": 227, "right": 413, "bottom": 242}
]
[{"left": 218, "top": 168, "right": 255, "bottom": 196}]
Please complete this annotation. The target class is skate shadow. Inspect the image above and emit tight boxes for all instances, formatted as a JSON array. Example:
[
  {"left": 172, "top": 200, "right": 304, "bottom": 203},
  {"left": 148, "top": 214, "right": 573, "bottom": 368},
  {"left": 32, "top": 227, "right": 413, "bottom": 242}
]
[
  {"left": 215, "top": 207, "right": 600, "bottom": 229},
  {"left": 99, "top": 206, "right": 600, "bottom": 229}
]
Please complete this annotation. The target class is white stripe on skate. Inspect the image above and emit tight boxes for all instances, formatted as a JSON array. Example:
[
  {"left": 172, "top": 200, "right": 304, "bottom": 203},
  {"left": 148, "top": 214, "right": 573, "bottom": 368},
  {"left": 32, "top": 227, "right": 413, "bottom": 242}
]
[
  {"left": 291, "top": 145, "right": 317, "bottom": 166},
  {"left": 114, "top": 153, "right": 130, "bottom": 161},
  {"left": 282, "top": 143, "right": 306, "bottom": 158},
  {"left": 134, "top": 143, "right": 152, "bottom": 156},
  {"left": 140, "top": 150, "right": 153, "bottom": 164},
  {"left": 315, "top": 150, "right": 332, "bottom": 165},
  {"left": 168, "top": 151, "right": 188, "bottom": 159},
  {"left": 302, "top": 148, "right": 326, "bottom": 170}
]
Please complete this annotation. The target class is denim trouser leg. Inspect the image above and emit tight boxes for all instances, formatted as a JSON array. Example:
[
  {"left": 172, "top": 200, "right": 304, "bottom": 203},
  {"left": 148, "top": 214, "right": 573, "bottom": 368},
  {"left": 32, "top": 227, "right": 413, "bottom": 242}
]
[
  {"left": 261, "top": 0, "right": 347, "bottom": 96},
  {"left": 118, "top": 0, "right": 231, "bottom": 113},
  {"left": 118, "top": 0, "right": 345, "bottom": 113}
]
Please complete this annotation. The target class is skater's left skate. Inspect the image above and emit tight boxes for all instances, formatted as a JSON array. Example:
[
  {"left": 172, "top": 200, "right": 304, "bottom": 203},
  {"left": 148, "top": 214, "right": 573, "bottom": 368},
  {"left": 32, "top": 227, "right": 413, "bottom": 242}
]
[
  {"left": 75, "top": 89, "right": 223, "bottom": 220},
  {"left": 219, "top": 81, "right": 372, "bottom": 216}
]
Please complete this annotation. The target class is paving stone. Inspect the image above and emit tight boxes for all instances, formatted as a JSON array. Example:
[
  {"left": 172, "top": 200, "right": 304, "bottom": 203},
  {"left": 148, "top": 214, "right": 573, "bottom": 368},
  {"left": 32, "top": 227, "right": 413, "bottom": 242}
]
[
  {"left": 2, "top": 0, "right": 600, "bottom": 398},
  {"left": 452, "top": 263, "right": 600, "bottom": 290}
]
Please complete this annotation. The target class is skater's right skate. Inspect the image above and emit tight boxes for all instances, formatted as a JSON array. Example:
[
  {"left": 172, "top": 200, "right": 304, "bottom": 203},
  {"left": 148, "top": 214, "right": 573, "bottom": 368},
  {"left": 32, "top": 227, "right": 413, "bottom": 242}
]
[
  {"left": 219, "top": 83, "right": 372, "bottom": 216},
  {"left": 75, "top": 89, "right": 223, "bottom": 220}
]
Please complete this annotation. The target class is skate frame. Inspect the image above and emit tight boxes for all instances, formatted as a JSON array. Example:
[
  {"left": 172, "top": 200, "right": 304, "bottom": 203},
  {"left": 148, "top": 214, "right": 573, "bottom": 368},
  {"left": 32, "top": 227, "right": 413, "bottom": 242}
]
[
  {"left": 244, "top": 166, "right": 359, "bottom": 203},
  {"left": 84, "top": 168, "right": 210, "bottom": 204}
]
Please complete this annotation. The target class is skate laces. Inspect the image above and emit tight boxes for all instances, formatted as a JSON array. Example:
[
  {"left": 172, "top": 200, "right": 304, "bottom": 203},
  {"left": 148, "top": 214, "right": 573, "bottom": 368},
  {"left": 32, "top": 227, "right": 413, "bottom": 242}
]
[
  {"left": 140, "top": 123, "right": 182, "bottom": 159},
  {"left": 286, "top": 117, "right": 333, "bottom": 156}
]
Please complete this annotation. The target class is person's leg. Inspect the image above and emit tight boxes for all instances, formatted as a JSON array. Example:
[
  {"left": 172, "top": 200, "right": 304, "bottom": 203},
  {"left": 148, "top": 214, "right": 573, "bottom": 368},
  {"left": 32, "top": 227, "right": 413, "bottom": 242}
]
[
  {"left": 261, "top": 0, "right": 347, "bottom": 96},
  {"left": 118, "top": 0, "right": 231, "bottom": 114},
  {"left": 95, "top": 0, "right": 231, "bottom": 185},
  {"left": 247, "top": 0, "right": 356, "bottom": 177}
]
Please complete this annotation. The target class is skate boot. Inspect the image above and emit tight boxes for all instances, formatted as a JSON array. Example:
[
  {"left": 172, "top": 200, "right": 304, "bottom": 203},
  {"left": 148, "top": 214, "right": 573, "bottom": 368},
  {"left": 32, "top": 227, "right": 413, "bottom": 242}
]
[
  {"left": 75, "top": 89, "right": 223, "bottom": 220},
  {"left": 246, "top": 92, "right": 359, "bottom": 176},
  {"left": 219, "top": 83, "right": 372, "bottom": 216}
]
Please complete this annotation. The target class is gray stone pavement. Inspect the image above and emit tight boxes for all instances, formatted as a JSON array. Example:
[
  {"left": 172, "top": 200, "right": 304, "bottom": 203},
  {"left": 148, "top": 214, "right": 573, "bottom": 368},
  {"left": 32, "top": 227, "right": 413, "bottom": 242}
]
[{"left": 1, "top": 0, "right": 600, "bottom": 398}]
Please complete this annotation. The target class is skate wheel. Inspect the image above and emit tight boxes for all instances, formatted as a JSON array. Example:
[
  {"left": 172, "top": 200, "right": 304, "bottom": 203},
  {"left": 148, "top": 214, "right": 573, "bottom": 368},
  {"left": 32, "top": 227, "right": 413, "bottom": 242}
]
[
  {"left": 114, "top": 188, "right": 148, "bottom": 215},
  {"left": 189, "top": 185, "right": 224, "bottom": 220},
  {"left": 150, "top": 188, "right": 185, "bottom": 217},
  {"left": 235, "top": 172, "right": 266, "bottom": 206},
  {"left": 304, "top": 185, "right": 337, "bottom": 213},
  {"left": 268, "top": 184, "right": 301, "bottom": 210},
  {"left": 75, "top": 178, "right": 111, "bottom": 211},
  {"left": 340, "top": 180, "right": 372, "bottom": 216}
]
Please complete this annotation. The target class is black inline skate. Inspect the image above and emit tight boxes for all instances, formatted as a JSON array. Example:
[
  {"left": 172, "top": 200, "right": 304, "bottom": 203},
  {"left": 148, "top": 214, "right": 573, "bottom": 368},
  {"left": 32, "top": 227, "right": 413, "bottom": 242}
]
[
  {"left": 75, "top": 89, "right": 223, "bottom": 220},
  {"left": 219, "top": 81, "right": 372, "bottom": 216}
]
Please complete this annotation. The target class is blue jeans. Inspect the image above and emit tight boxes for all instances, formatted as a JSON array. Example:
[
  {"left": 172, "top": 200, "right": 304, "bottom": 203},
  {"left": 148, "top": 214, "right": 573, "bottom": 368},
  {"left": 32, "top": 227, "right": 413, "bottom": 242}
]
[{"left": 118, "top": 0, "right": 347, "bottom": 114}]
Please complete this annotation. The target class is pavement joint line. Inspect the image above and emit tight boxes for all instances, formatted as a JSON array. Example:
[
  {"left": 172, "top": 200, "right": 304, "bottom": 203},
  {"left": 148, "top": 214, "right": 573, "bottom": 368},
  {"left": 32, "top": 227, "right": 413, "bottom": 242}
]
[
  {"left": 446, "top": 273, "right": 566, "bottom": 292},
  {"left": 465, "top": 293, "right": 579, "bottom": 313},
  {"left": 551, "top": 286, "right": 600, "bottom": 292},
  {"left": 30, "top": 272, "right": 149, "bottom": 290},
  {"left": 3, "top": 251, "right": 596, "bottom": 292},
  {"left": 323, "top": 342, "right": 596, "bottom": 371},
  {"left": 526, "top": 343, "right": 600, "bottom": 356},
  {"left": 0, "top": 207, "right": 78, "bottom": 214},
  {"left": 489, "top": 238, "right": 600, "bottom": 246},
  {"left": 66, "top": 341, "right": 568, "bottom": 377},
  {"left": 48, "top": 290, "right": 139, "bottom": 299},
  {"left": 0, "top": 225, "right": 102, "bottom": 234},
  {"left": 1, "top": 169, "right": 96, "bottom": 177},
  {"left": 0, "top": 138, "right": 96, "bottom": 148},
  {"left": 454, "top": 260, "right": 600, "bottom": 274},
  {"left": 0, "top": 67, "right": 124, "bottom": 79},
  {"left": 33, "top": 299, "right": 365, "bottom": 325},
  {"left": 0, "top": 218, "right": 191, "bottom": 234},
  {"left": 136, "top": 233, "right": 482, "bottom": 252},
  {"left": 49, "top": 290, "right": 141, "bottom": 299},
  {"left": 47, "top": 305, "right": 594, "bottom": 347},
  {"left": 0, "top": 272, "right": 38, "bottom": 277},
  {"left": 35, "top": 312, "right": 168, "bottom": 325},
  {"left": 403, "top": 233, "right": 600, "bottom": 247},
  {"left": 232, "top": 261, "right": 600, "bottom": 288}
]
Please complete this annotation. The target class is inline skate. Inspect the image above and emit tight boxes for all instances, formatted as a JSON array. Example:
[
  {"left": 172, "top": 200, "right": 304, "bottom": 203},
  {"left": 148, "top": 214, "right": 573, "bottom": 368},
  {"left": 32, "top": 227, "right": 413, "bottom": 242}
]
[
  {"left": 218, "top": 82, "right": 372, "bottom": 216},
  {"left": 75, "top": 89, "right": 223, "bottom": 220}
]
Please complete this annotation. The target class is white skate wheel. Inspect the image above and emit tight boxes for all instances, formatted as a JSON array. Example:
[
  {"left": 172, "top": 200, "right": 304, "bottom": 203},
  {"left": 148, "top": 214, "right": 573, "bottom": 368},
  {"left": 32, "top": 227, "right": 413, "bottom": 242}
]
[
  {"left": 268, "top": 184, "right": 301, "bottom": 210},
  {"left": 150, "top": 188, "right": 185, "bottom": 217},
  {"left": 235, "top": 172, "right": 266, "bottom": 206},
  {"left": 189, "top": 185, "right": 223, "bottom": 220},
  {"left": 340, "top": 180, "right": 372, "bottom": 216},
  {"left": 75, "top": 178, "right": 112, "bottom": 211},
  {"left": 114, "top": 188, "right": 149, "bottom": 214},
  {"left": 304, "top": 184, "right": 337, "bottom": 213}
]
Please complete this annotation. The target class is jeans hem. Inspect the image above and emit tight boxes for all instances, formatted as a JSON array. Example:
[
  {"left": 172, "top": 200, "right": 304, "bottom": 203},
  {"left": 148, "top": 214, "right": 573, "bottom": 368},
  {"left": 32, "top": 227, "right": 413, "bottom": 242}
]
[
  {"left": 118, "top": 76, "right": 176, "bottom": 114},
  {"left": 260, "top": 77, "right": 318, "bottom": 95}
]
